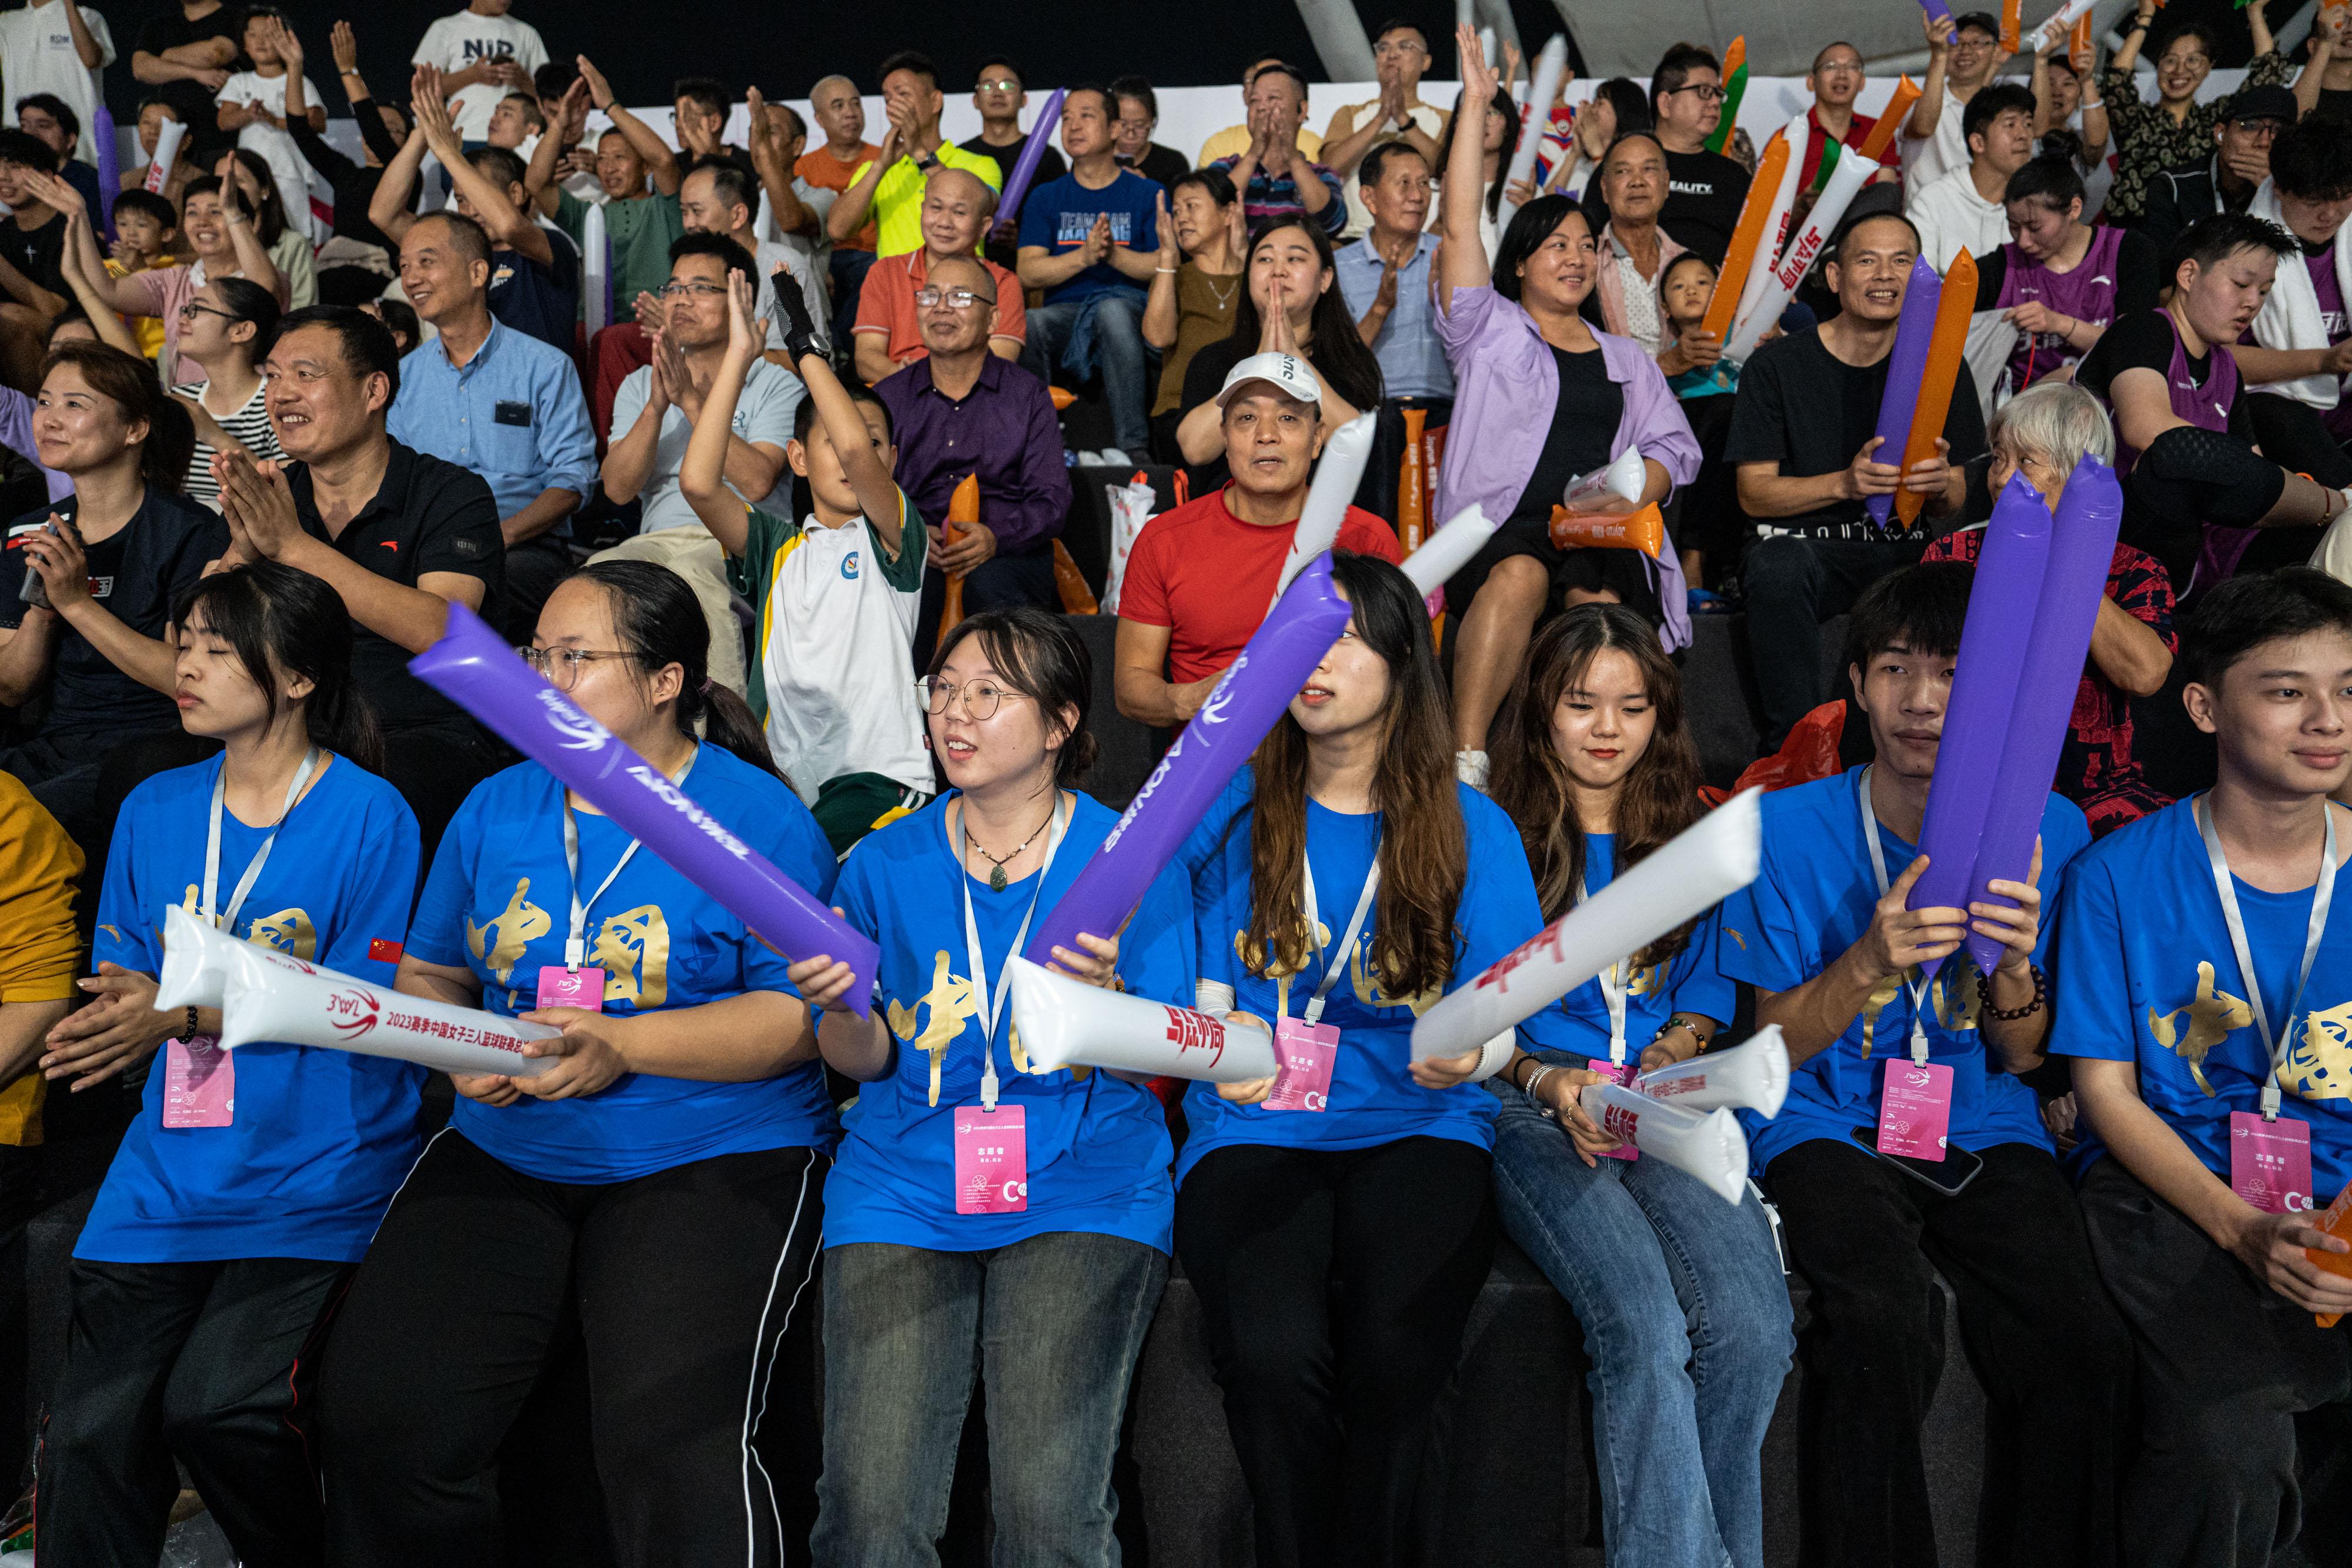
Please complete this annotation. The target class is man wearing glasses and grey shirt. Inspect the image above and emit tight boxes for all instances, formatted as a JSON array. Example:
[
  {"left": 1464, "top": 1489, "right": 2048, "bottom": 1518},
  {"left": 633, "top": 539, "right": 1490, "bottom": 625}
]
[{"left": 593, "top": 231, "right": 799, "bottom": 696}]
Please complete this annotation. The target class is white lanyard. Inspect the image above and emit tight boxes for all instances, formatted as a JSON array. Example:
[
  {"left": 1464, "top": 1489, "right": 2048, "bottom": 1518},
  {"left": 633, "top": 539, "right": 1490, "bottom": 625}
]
[
  {"left": 560, "top": 748, "right": 695, "bottom": 972},
  {"left": 2195, "top": 793, "right": 2337, "bottom": 1121},
  {"left": 1291, "top": 840, "right": 1381, "bottom": 1028},
  {"left": 1576, "top": 875, "right": 1632, "bottom": 1066},
  {"left": 958, "top": 793, "right": 1068, "bottom": 1111},
  {"left": 1856, "top": 767, "right": 1933, "bottom": 1066},
  {"left": 203, "top": 747, "right": 318, "bottom": 933}
]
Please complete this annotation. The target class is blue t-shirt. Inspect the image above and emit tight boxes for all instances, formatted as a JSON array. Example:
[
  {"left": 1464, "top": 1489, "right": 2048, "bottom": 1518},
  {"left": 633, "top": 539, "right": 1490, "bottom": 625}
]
[
  {"left": 1016, "top": 169, "right": 1162, "bottom": 305},
  {"left": 1533, "top": 832, "right": 1738, "bottom": 1064},
  {"left": 1177, "top": 773, "right": 1546, "bottom": 1181},
  {"left": 78, "top": 754, "right": 424, "bottom": 1265},
  {"left": 1716, "top": 765, "right": 2090, "bottom": 1176},
  {"left": 823, "top": 791, "right": 1197, "bottom": 1254},
  {"left": 407, "top": 745, "right": 837, "bottom": 1183},
  {"left": 2053, "top": 796, "right": 2352, "bottom": 1197}
]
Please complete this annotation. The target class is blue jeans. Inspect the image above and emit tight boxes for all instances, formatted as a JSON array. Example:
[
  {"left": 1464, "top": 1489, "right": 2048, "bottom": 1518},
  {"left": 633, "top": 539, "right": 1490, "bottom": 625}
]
[
  {"left": 812, "top": 1232, "right": 1167, "bottom": 1567},
  {"left": 1027, "top": 296, "right": 1151, "bottom": 454},
  {"left": 1489, "top": 1069, "right": 1793, "bottom": 1568}
]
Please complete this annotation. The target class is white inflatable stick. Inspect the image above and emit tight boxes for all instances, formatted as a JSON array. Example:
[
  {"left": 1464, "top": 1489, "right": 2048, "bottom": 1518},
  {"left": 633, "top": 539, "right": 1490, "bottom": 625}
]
[{"left": 1009, "top": 958, "right": 1278, "bottom": 1084}]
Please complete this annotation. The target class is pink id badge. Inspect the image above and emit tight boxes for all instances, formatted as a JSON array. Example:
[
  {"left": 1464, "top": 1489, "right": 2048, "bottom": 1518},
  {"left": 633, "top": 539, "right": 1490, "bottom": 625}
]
[
  {"left": 535, "top": 966, "right": 606, "bottom": 1012},
  {"left": 2230, "top": 1111, "right": 2315, "bottom": 1215},
  {"left": 162, "top": 1034, "right": 234, "bottom": 1128},
  {"left": 1589, "top": 1058, "right": 1641, "bottom": 1160},
  {"left": 1266, "top": 1018, "right": 1339, "bottom": 1112},
  {"left": 1877, "top": 1061, "right": 1955, "bottom": 1161},
  {"left": 954, "top": 1104, "right": 1028, "bottom": 1214}
]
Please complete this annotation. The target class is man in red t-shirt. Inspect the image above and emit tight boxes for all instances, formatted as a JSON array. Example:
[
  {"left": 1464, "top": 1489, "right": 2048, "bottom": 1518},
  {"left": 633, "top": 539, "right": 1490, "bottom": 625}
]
[
  {"left": 1802, "top": 43, "right": 1904, "bottom": 189},
  {"left": 1114, "top": 352, "right": 1402, "bottom": 726}
]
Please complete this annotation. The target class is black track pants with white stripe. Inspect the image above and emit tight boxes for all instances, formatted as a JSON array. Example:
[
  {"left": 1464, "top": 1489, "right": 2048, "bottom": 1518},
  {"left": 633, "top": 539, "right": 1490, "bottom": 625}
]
[{"left": 318, "top": 1130, "right": 827, "bottom": 1567}]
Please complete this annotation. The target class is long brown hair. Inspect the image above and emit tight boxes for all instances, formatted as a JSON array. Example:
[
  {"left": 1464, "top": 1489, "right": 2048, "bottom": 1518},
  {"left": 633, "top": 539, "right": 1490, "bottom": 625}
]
[
  {"left": 1488, "top": 603, "right": 1703, "bottom": 967},
  {"left": 1240, "top": 553, "right": 1465, "bottom": 1002}
]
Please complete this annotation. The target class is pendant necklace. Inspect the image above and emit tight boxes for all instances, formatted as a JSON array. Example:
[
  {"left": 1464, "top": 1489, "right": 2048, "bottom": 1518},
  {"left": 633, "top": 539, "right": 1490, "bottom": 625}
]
[{"left": 965, "top": 801, "right": 1057, "bottom": 892}]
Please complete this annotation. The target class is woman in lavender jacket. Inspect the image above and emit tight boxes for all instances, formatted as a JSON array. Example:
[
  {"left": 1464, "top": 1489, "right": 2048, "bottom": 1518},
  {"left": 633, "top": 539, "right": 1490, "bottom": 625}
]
[{"left": 1435, "top": 22, "right": 1700, "bottom": 789}]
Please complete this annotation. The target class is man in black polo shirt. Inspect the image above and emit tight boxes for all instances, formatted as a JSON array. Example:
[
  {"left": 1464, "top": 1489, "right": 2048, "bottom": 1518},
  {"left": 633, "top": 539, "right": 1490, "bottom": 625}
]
[{"left": 213, "top": 304, "right": 506, "bottom": 851}]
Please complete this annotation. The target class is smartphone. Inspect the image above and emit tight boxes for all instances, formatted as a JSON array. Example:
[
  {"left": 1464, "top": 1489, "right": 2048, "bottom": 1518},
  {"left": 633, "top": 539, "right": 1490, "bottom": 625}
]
[
  {"left": 1849, "top": 1124, "right": 1986, "bottom": 1198},
  {"left": 14, "top": 518, "right": 58, "bottom": 610}
]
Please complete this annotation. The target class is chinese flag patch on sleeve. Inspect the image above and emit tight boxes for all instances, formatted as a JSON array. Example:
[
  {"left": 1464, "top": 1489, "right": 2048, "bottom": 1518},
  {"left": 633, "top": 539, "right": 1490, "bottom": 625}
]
[{"left": 368, "top": 938, "right": 405, "bottom": 964}]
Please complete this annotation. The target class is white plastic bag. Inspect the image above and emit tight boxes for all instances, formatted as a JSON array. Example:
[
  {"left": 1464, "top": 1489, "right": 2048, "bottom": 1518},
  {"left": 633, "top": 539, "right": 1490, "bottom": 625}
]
[{"left": 1101, "top": 476, "right": 1158, "bottom": 615}]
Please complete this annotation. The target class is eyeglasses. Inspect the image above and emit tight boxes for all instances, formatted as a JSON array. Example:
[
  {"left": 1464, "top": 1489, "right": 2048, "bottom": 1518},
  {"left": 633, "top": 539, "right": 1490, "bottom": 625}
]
[
  {"left": 977, "top": 77, "right": 1021, "bottom": 92},
  {"left": 519, "top": 645, "right": 639, "bottom": 688},
  {"left": 2161, "top": 51, "right": 2212, "bottom": 69},
  {"left": 1663, "top": 83, "right": 1726, "bottom": 103},
  {"left": 914, "top": 286, "right": 989, "bottom": 309},
  {"left": 917, "top": 676, "right": 1031, "bottom": 720},
  {"left": 656, "top": 279, "right": 729, "bottom": 299},
  {"left": 177, "top": 301, "right": 241, "bottom": 322}
]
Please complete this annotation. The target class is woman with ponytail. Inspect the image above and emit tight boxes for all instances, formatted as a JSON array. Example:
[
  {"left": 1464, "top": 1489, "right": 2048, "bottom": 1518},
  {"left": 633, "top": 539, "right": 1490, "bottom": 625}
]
[
  {"left": 1976, "top": 149, "right": 2161, "bottom": 396},
  {"left": 318, "top": 560, "right": 838, "bottom": 1565},
  {"left": 36, "top": 559, "right": 419, "bottom": 1565},
  {"left": 1172, "top": 551, "right": 1550, "bottom": 1564},
  {"left": 1482, "top": 603, "right": 1790, "bottom": 1568},
  {"left": 0, "top": 341, "right": 213, "bottom": 846}
]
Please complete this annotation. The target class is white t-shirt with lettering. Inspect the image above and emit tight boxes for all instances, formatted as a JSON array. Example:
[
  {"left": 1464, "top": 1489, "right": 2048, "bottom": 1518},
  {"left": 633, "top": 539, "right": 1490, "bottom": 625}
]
[
  {"left": 0, "top": 0, "right": 113, "bottom": 166},
  {"left": 410, "top": 9, "right": 548, "bottom": 142}
]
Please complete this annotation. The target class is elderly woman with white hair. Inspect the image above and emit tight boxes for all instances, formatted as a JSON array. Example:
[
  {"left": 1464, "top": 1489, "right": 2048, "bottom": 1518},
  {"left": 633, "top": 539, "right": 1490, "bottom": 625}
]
[{"left": 1922, "top": 379, "right": 2176, "bottom": 836}]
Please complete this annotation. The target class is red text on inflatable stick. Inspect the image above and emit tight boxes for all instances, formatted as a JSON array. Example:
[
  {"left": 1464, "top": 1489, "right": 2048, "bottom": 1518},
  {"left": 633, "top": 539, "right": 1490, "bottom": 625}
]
[
  {"left": 1477, "top": 924, "right": 1566, "bottom": 994},
  {"left": 328, "top": 988, "right": 380, "bottom": 1040},
  {"left": 1162, "top": 1007, "right": 1228, "bottom": 1068}
]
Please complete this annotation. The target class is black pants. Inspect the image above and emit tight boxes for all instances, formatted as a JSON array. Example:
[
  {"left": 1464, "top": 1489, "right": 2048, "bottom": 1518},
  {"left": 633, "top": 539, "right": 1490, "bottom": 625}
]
[
  {"left": 318, "top": 1131, "right": 826, "bottom": 1567},
  {"left": 828, "top": 248, "right": 877, "bottom": 358},
  {"left": 2080, "top": 1158, "right": 2352, "bottom": 1567},
  {"left": 378, "top": 716, "right": 507, "bottom": 866},
  {"left": 912, "top": 541, "right": 1060, "bottom": 668},
  {"left": 1174, "top": 1137, "right": 1498, "bottom": 1568},
  {"left": 1742, "top": 533, "right": 1926, "bottom": 750},
  {"left": 1764, "top": 1136, "right": 2133, "bottom": 1568},
  {"left": 499, "top": 532, "right": 576, "bottom": 644},
  {"left": 1669, "top": 392, "right": 1742, "bottom": 581},
  {"left": 36, "top": 1255, "right": 351, "bottom": 1567}
]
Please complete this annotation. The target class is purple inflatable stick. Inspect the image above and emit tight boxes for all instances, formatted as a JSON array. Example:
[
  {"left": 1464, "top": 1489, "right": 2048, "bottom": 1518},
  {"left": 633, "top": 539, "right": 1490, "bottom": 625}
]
[
  {"left": 409, "top": 602, "right": 880, "bottom": 1015},
  {"left": 1024, "top": 554, "right": 1355, "bottom": 967},
  {"left": 1963, "top": 456, "right": 2122, "bottom": 972},
  {"left": 994, "top": 88, "right": 1068, "bottom": 229},
  {"left": 1909, "top": 472, "right": 2052, "bottom": 920},
  {"left": 1919, "top": 0, "right": 1955, "bottom": 25},
  {"left": 1865, "top": 258, "right": 1943, "bottom": 527},
  {"left": 93, "top": 106, "right": 119, "bottom": 243}
]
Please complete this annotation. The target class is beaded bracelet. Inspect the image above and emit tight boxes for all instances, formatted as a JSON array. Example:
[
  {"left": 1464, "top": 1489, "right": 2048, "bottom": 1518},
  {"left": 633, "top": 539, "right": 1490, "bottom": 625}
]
[{"left": 1976, "top": 964, "right": 2048, "bottom": 1022}]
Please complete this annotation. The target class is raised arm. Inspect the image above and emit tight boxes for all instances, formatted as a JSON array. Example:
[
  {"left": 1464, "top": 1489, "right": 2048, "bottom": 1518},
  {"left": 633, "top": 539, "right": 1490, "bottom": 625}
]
[
  {"left": 366, "top": 117, "right": 429, "bottom": 246},
  {"left": 744, "top": 87, "right": 814, "bottom": 236},
  {"left": 524, "top": 76, "right": 587, "bottom": 218},
  {"left": 52, "top": 221, "right": 140, "bottom": 355},
  {"left": 826, "top": 116, "right": 902, "bottom": 245},
  {"left": 216, "top": 169, "right": 281, "bottom": 297},
  {"left": 679, "top": 275, "right": 769, "bottom": 557},
  {"left": 1142, "top": 190, "right": 1181, "bottom": 349},
  {"left": 1910, "top": 13, "right": 1955, "bottom": 139},
  {"left": 771, "top": 263, "right": 900, "bottom": 542},
  {"left": 578, "top": 55, "right": 679, "bottom": 197},
  {"left": 1439, "top": 22, "right": 1497, "bottom": 308},
  {"left": 61, "top": 1, "right": 104, "bottom": 71},
  {"left": 417, "top": 68, "right": 552, "bottom": 266},
  {"left": 268, "top": 19, "right": 328, "bottom": 133},
  {"left": 21, "top": 172, "right": 113, "bottom": 316}
]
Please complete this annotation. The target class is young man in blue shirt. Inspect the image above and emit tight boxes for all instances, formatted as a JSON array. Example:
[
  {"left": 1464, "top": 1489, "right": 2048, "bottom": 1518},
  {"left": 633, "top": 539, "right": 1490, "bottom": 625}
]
[
  {"left": 2059, "top": 567, "right": 2352, "bottom": 1568},
  {"left": 1718, "top": 561, "right": 2132, "bottom": 1565},
  {"left": 384, "top": 209, "right": 594, "bottom": 640}
]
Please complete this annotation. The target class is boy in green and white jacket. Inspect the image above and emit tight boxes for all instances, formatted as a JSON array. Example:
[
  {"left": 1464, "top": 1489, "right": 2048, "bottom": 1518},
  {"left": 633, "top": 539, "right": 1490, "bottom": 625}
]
[{"left": 683, "top": 263, "right": 933, "bottom": 856}]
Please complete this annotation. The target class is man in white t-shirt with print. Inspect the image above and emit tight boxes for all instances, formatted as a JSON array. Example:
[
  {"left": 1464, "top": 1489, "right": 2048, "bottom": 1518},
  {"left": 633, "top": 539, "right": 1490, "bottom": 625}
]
[
  {"left": 409, "top": 0, "right": 546, "bottom": 145},
  {"left": 593, "top": 231, "right": 799, "bottom": 698},
  {"left": 0, "top": 0, "right": 111, "bottom": 166}
]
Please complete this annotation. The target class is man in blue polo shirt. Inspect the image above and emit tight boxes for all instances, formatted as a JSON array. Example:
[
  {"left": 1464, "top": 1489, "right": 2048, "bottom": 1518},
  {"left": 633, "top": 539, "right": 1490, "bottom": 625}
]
[
  {"left": 1716, "top": 561, "right": 2130, "bottom": 1565},
  {"left": 2059, "top": 567, "right": 2352, "bottom": 1568},
  {"left": 385, "top": 210, "right": 593, "bottom": 639}
]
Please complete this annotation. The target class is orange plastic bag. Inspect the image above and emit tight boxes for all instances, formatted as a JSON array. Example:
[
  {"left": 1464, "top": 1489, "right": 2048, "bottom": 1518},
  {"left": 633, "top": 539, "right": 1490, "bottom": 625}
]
[
  {"left": 1548, "top": 500, "right": 1665, "bottom": 556},
  {"left": 936, "top": 473, "right": 980, "bottom": 643}
]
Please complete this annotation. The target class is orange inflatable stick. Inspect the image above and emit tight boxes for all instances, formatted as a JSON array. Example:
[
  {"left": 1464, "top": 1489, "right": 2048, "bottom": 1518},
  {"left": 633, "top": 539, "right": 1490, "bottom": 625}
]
[
  {"left": 1399, "top": 406, "right": 1428, "bottom": 551},
  {"left": 1548, "top": 501, "right": 1666, "bottom": 557},
  {"left": 2000, "top": 0, "right": 2022, "bottom": 54},
  {"left": 1048, "top": 386, "right": 1076, "bottom": 411},
  {"left": 1702, "top": 135, "right": 1790, "bottom": 346},
  {"left": 937, "top": 472, "right": 980, "bottom": 642},
  {"left": 2310, "top": 1182, "right": 2352, "bottom": 1327},
  {"left": 1894, "top": 250, "right": 1977, "bottom": 529},
  {"left": 1856, "top": 76, "right": 1920, "bottom": 167}
]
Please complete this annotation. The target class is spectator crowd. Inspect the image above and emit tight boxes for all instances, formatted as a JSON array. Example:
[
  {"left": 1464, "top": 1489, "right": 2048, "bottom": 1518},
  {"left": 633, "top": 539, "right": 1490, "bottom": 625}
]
[{"left": 4, "top": 3, "right": 2352, "bottom": 1566}]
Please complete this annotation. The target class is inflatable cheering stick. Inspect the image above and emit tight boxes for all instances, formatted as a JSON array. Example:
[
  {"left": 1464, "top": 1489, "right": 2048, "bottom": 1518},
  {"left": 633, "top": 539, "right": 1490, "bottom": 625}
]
[
  {"left": 1272, "top": 412, "right": 1377, "bottom": 605},
  {"left": 1008, "top": 957, "right": 1279, "bottom": 1084},
  {"left": 1399, "top": 503, "right": 1498, "bottom": 617},
  {"left": 1579, "top": 1080, "right": 1752, "bottom": 1204},
  {"left": 219, "top": 957, "right": 557, "bottom": 1078},
  {"left": 1411, "top": 790, "right": 1762, "bottom": 1062},
  {"left": 409, "top": 601, "right": 882, "bottom": 1015},
  {"left": 1635, "top": 1024, "right": 1790, "bottom": 1118}
]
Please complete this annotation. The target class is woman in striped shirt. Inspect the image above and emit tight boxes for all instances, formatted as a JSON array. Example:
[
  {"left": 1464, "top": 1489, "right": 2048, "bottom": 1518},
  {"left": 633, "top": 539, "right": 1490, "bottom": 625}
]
[{"left": 169, "top": 276, "right": 282, "bottom": 511}]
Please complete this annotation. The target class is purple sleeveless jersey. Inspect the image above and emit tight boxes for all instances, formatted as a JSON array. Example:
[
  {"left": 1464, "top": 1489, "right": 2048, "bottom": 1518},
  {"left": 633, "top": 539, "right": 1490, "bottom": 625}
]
[{"left": 1996, "top": 225, "right": 2126, "bottom": 391}]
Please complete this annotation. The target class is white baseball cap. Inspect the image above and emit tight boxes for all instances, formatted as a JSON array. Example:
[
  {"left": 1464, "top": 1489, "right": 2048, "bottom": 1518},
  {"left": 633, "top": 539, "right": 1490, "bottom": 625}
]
[{"left": 1215, "top": 351, "right": 1324, "bottom": 410}]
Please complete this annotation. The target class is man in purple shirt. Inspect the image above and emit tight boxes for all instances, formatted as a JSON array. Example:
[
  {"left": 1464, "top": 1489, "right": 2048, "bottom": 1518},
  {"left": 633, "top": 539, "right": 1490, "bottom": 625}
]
[{"left": 873, "top": 253, "right": 1072, "bottom": 658}]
